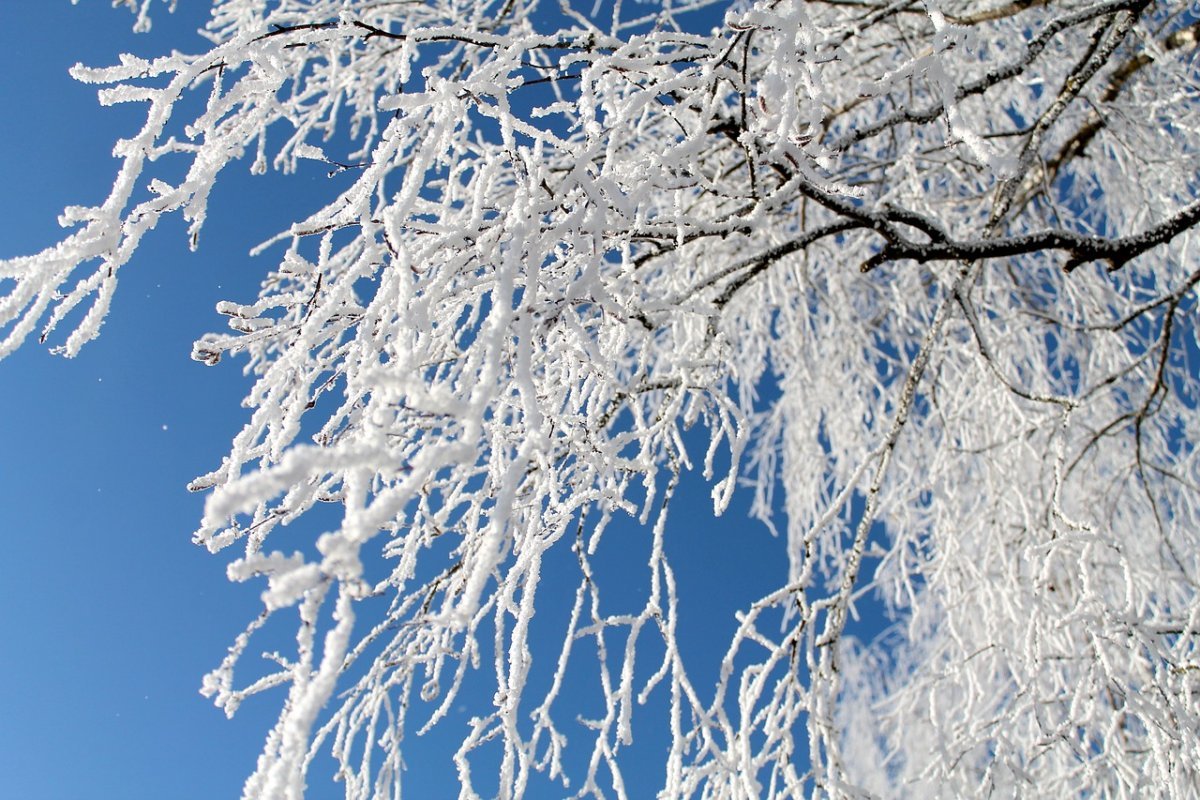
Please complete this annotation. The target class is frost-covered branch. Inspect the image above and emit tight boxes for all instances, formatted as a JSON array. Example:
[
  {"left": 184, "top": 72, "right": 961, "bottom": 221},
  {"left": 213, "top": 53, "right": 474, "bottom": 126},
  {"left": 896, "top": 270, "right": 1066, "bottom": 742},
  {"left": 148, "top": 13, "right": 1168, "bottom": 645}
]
[{"left": 5, "top": 0, "right": 1200, "bottom": 797}]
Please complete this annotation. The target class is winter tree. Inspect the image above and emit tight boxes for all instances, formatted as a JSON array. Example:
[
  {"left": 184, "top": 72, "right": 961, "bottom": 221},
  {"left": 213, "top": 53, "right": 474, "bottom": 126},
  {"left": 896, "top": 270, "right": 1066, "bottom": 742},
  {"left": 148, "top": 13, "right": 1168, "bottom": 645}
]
[{"left": 3, "top": 0, "right": 1200, "bottom": 796}]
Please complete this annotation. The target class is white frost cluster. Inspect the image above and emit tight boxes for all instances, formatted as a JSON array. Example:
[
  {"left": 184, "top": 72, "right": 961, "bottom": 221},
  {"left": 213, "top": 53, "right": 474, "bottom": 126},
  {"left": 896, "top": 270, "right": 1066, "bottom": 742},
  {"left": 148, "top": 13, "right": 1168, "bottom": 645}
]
[{"left": 6, "top": 1, "right": 1200, "bottom": 798}]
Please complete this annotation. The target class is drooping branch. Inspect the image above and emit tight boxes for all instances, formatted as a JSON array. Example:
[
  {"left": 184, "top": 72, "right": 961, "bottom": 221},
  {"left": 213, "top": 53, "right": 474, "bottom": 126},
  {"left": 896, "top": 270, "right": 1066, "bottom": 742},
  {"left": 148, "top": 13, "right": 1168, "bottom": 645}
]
[{"left": 7, "top": 0, "right": 1200, "bottom": 797}]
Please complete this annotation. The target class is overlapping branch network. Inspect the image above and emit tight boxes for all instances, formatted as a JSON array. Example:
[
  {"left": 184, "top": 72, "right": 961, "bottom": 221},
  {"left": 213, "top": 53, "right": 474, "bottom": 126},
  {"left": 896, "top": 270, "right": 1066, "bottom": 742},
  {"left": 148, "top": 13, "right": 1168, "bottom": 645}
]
[{"left": 4, "top": 0, "right": 1200, "bottom": 797}]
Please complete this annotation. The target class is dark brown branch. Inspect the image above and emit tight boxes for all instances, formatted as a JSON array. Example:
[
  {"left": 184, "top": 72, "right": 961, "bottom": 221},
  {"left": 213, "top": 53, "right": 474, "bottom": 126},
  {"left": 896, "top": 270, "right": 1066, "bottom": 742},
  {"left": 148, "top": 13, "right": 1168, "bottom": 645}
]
[
  {"left": 713, "top": 220, "right": 860, "bottom": 308},
  {"left": 993, "top": 8, "right": 1140, "bottom": 221},
  {"left": 859, "top": 197, "right": 1200, "bottom": 272},
  {"left": 830, "top": 0, "right": 1149, "bottom": 151},
  {"left": 253, "top": 21, "right": 339, "bottom": 42},
  {"left": 1001, "top": 17, "right": 1200, "bottom": 215}
]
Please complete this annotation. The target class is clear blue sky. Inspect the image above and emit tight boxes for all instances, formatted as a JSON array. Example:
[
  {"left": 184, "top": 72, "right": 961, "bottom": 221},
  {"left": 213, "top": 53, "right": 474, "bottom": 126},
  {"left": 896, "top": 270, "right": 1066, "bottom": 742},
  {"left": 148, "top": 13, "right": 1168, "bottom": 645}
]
[
  {"left": 0, "top": 5, "right": 292, "bottom": 797},
  {"left": 0, "top": 4, "right": 821, "bottom": 798}
]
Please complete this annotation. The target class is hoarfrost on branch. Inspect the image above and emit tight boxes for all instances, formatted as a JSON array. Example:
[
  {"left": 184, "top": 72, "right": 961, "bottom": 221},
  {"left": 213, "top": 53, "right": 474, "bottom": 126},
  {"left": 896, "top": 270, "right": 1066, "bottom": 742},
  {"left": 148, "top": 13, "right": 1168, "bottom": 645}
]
[{"left": 4, "top": 0, "right": 1200, "bottom": 796}]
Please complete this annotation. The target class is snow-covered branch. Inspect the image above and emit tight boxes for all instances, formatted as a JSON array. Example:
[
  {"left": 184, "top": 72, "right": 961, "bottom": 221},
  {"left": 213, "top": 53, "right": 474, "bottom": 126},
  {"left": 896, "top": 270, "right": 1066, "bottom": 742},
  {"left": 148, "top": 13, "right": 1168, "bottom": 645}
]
[{"left": 5, "top": 0, "right": 1200, "bottom": 796}]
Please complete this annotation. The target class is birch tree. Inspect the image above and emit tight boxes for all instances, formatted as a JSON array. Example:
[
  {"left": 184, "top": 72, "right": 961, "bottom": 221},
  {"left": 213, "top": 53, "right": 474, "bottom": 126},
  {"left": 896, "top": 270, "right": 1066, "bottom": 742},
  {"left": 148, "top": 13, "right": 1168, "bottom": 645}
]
[{"left": 4, "top": 0, "right": 1200, "bottom": 797}]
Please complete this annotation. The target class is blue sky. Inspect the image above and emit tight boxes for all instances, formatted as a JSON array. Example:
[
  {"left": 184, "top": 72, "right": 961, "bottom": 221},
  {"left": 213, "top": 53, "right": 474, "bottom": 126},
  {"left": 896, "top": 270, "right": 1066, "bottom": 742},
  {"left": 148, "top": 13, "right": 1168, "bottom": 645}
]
[
  {"left": 0, "top": 5, "right": 288, "bottom": 797},
  {"left": 0, "top": 4, "right": 812, "bottom": 798}
]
